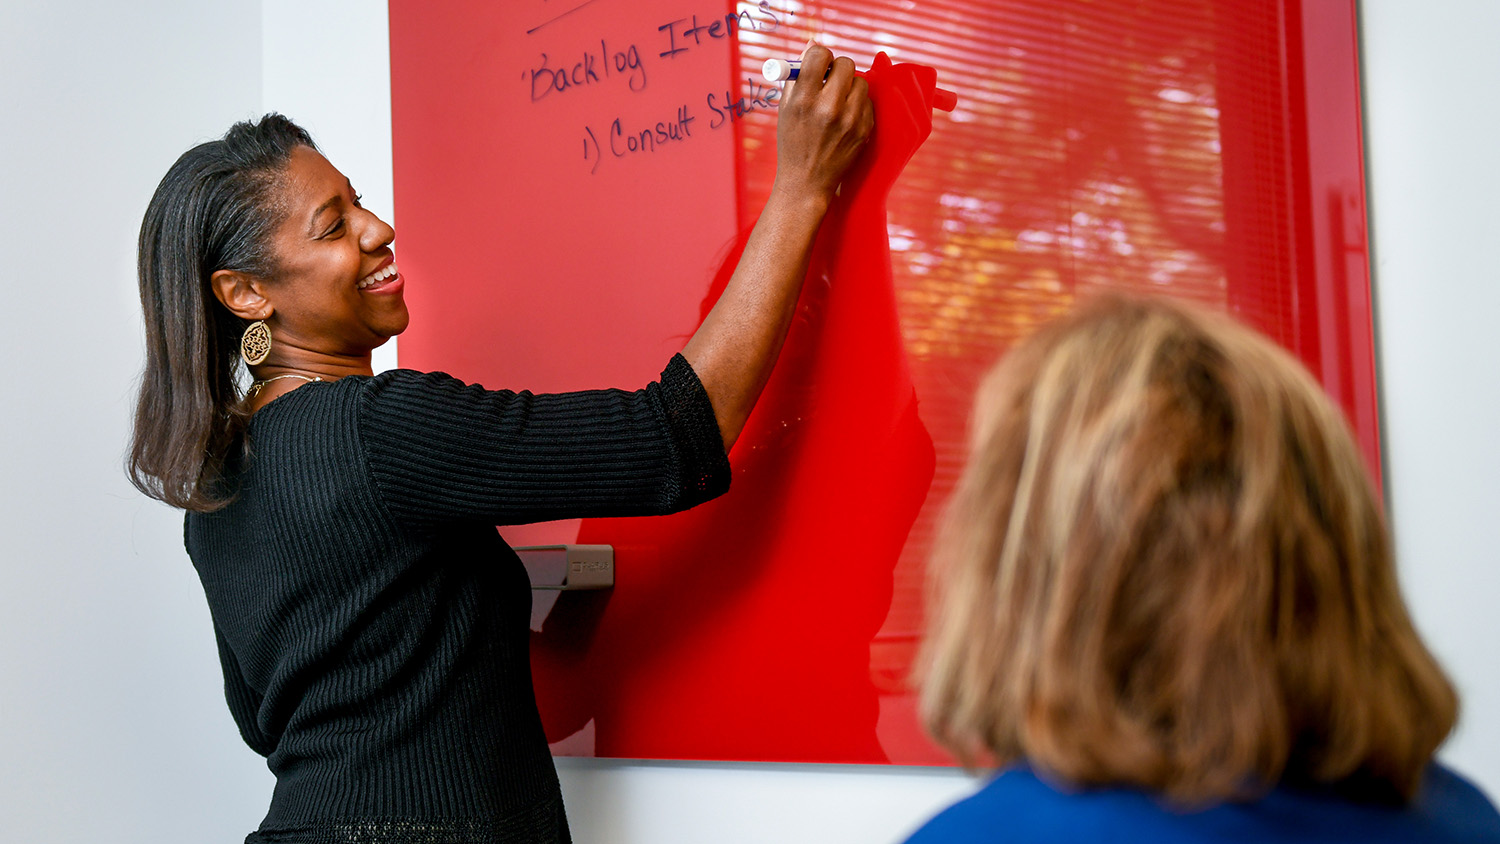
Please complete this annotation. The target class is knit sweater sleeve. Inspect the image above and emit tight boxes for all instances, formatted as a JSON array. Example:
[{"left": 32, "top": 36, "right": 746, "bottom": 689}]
[{"left": 358, "top": 353, "right": 731, "bottom": 527}]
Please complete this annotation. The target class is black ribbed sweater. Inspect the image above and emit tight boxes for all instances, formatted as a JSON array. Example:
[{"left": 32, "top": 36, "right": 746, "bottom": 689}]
[{"left": 186, "top": 355, "right": 730, "bottom": 843}]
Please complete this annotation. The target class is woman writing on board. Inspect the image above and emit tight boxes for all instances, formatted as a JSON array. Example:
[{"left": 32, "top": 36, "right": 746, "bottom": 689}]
[{"left": 129, "top": 46, "right": 870, "bottom": 844}]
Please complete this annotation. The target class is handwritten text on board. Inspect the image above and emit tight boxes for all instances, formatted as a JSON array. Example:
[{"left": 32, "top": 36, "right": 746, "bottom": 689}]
[{"left": 520, "top": 2, "right": 794, "bottom": 174}]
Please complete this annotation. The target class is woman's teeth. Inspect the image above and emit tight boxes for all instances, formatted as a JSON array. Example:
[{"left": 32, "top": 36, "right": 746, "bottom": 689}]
[{"left": 358, "top": 263, "right": 399, "bottom": 289}]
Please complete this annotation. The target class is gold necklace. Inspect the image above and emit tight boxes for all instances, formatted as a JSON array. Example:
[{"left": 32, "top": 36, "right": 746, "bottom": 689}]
[{"left": 248, "top": 373, "right": 323, "bottom": 398}]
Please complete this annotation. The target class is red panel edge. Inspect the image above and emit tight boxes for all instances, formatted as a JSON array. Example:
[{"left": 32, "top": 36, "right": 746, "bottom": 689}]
[{"left": 1295, "top": 0, "right": 1382, "bottom": 488}]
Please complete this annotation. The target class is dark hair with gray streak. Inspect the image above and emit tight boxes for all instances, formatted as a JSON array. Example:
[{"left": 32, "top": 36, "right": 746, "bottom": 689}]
[{"left": 130, "top": 113, "right": 316, "bottom": 511}]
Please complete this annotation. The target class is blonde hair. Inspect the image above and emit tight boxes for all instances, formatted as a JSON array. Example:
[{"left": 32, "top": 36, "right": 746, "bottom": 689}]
[{"left": 920, "top": 295, "right": 1456, "bottom": 805}]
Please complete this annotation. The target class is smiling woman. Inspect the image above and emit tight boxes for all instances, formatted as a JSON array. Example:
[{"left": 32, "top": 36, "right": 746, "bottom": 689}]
[
  {"left": 209, "top": 145, "right": 410, "bottom": 412},
  {"left": 126, "top": 43, "right": 873, "bottom": 844}
]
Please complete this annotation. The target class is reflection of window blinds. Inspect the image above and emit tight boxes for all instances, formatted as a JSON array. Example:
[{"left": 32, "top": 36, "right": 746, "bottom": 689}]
[{"left": 730, "top": 0, "right": 1302, "bottom": 694}]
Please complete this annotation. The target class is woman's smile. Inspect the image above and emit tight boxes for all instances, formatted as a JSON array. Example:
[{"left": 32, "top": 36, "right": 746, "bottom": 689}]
[{"left": 358, "top": 259, "right": 402, "bottom": 291}]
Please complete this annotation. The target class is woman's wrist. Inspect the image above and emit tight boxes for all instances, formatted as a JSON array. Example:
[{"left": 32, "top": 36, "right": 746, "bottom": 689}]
[{"left": 765, "top": 177, "right": 833, "bottom": 229}]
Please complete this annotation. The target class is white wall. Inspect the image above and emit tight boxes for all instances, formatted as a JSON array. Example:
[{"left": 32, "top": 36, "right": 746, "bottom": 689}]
[
  {"left": 2, "top": 2, "right": 1494, "bottom": 843},
  {"left": 261, "top": 0, "right": 397, "bottom": 374},
  {"left": 0, "top": 2, "right": 273, "bottom": 842},
  {"left": 1361, "top": 0, "right": 1500, "bottom": 794}
]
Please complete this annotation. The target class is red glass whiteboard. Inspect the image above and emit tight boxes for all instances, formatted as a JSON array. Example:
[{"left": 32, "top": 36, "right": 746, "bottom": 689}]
[{"left": 389, "top": 0, "right": 1375, "bottom": 765}]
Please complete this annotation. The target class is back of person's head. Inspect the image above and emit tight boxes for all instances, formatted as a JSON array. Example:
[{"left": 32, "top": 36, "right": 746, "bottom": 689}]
[{"left": 920, "top": 294, "right": 1456, "bottom": 806}]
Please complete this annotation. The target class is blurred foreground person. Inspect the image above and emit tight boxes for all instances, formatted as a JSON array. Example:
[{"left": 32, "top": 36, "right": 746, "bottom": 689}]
[{"left": 907, "top": 296, "right": 1500, "bottom": 843}]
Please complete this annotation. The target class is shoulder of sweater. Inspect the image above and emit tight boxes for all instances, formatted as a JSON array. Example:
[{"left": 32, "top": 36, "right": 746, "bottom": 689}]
[
  {"left": 1417, "top": 764, "right": 1500, "bottom": 828},
  {"left": 368, "top": 359, "right": 692, "bottom": 399},
  {"left": 928, "top": 766, "right": 1500, "bottom": 842},
  {"left": 362, "top": 367, "right": 526, "bottom": 397},
  {"left": 921, "top": 769, "right": 1250, "bottom": 840},
  {"left": 909, "top": 769, "right": 1129, "bottom": 840}
]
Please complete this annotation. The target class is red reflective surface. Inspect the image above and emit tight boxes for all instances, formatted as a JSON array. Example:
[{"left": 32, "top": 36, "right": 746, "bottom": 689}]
[{"left": 389, "top": 0, "right": 1374, "bottom": 765}]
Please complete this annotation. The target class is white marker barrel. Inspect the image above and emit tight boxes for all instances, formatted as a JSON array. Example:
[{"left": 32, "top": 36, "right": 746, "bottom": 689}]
[{"left": 762, "top": 58, "right": 799, "bottom": 83}]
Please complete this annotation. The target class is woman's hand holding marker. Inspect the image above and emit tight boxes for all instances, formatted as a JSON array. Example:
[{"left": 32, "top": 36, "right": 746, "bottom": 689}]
[{"left": 771, "top": 43, "right": 875, "bottom": 206}]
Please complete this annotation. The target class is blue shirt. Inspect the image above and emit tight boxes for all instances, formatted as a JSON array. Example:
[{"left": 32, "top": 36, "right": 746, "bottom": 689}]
[{"left": 903, "top": 765, "right": 1500, "bottom": 844}]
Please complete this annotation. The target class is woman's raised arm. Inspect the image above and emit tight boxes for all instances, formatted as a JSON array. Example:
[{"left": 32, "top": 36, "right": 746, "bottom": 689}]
[{"left": 679, "top": 44, "right": 873, "bottom": 451}]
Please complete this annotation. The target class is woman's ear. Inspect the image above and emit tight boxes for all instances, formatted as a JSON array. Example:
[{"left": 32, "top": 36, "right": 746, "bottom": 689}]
[{"left": 211, "top": 269, "right": 272, "bottom": 321}]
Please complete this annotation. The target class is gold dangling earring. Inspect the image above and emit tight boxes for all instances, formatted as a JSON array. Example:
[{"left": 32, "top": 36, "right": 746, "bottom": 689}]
[{"left": 240, "top": 320, "right": 272, "bottom": 366}]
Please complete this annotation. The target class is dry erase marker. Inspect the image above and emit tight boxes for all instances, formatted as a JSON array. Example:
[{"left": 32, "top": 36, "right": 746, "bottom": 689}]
[
  {"left": 762, "top": 58, "right": 960, "bottom": 112},
  {"left": 762, "top": 58, "right": 805, "bottom": 82}
]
